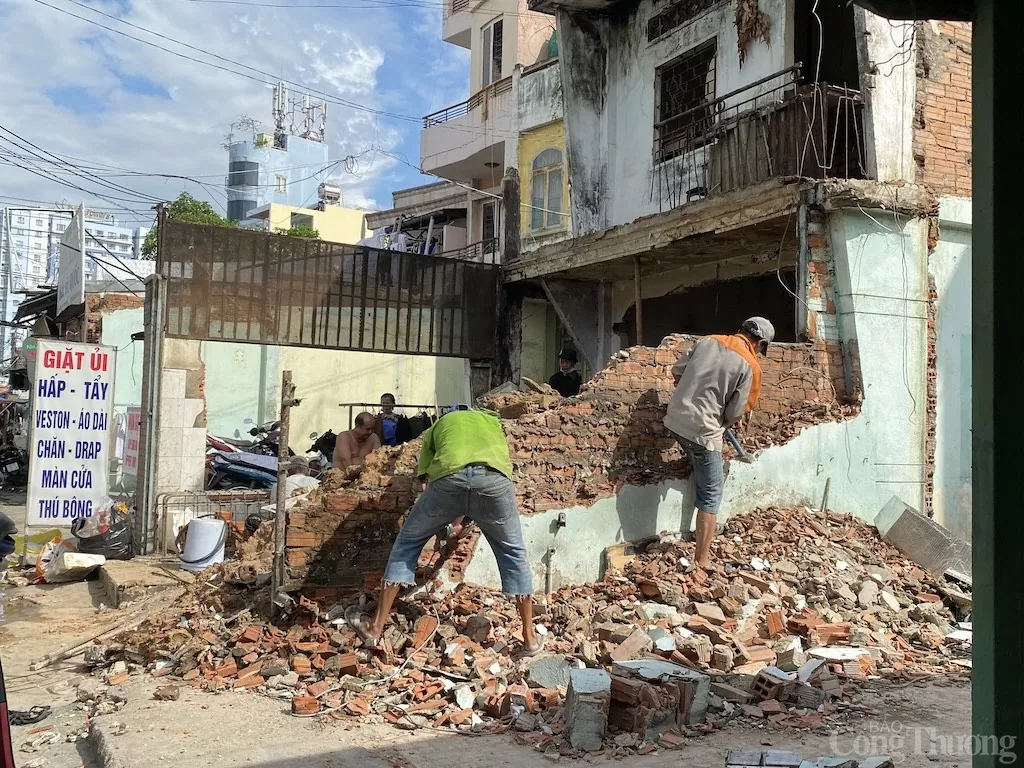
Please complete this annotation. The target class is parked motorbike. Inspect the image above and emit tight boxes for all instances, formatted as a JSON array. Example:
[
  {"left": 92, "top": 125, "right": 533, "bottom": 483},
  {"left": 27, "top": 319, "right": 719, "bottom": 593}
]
[
  {"left": 206, "top": 419, "right": 294, "bottom": 458},
  {"left": 0, "top": 445, "right": 28, "bottom": 489},
  {"left": 206, "top": 451, "right": 278, "bottom": 490},
  {"left": 308, "top": 430, "right": 337, "bottom": 472}
]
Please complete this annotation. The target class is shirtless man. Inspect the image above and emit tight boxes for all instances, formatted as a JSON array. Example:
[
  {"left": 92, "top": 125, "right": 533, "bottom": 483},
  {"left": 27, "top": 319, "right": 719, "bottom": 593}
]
[{"left": 333, "top": 412, "right": 381, "bottom": 468}]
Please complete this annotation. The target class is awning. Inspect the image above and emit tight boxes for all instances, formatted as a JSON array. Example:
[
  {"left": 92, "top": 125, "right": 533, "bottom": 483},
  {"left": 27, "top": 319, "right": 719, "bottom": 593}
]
[{"left": 12, "top": 290, "right": 57, "bottom": 324}]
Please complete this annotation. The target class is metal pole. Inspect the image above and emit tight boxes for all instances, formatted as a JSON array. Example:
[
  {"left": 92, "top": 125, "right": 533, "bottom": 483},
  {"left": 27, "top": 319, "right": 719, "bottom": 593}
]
[
  {"left": 819, "top": 477, "right": 831, "bottom": 515},
  {"left": 795, "top": 200, "right": 809, "bottom": 339},
  {"left": 633, "top": 255, "right": 644, "bottom": 346},
  {"left": 272, "top": 370, "right": 297, "bottom": 612}
]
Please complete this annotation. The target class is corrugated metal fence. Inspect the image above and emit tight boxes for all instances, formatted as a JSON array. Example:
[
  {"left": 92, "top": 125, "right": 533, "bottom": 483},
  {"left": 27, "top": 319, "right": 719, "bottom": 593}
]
[{"left": 157, "top": 219, "right": 500, "bottom": 359}]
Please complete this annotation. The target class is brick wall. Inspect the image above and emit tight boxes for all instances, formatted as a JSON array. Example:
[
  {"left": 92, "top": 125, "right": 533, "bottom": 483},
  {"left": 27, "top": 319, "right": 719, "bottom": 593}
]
[
  {"left": 285, "top": 474, "right": 420, "bottom": 595},
  {"left": 913, "top": 21, "right": 972, "bottom": 197},
  {"left": 86, "top": 293, "right": 145, "bottom": 344},
  {"left": 286, "top": 334, "right": 861, "bottom": 597}
]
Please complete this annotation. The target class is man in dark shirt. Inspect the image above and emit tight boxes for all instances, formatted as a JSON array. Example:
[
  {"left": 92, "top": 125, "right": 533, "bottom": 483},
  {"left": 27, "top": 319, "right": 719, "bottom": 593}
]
[{"left": 548, "top": 348, "right": 582, "bottom": 397}]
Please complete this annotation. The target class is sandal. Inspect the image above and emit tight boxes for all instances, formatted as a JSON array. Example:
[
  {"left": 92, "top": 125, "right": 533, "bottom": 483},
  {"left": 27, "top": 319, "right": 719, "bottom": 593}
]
[
  {"left": 344, "top": 606, "right": 379, "bottom": 649},
  {"left": 516, "top": 636, "right": 546, "bottom": 658},
  {"left": 9, "top": 706, "right": 51, "bottom": 726}
]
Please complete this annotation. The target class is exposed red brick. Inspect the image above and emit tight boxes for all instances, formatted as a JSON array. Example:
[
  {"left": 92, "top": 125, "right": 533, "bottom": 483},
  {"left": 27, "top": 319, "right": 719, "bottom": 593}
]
[{"left": 914, "top": 21, "right": 972, "bottom": 197}]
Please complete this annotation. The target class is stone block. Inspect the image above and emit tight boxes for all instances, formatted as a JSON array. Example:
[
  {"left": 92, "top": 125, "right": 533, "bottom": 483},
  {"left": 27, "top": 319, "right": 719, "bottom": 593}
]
[
  {"left": 565, "top": 668, "right": 611, "bottom": 752},
  {"left": 526, "top": 655, "right": 572, "bottom": 689},
  {"left": 875, "top": 496, "right": 972, "bottom": 578}
]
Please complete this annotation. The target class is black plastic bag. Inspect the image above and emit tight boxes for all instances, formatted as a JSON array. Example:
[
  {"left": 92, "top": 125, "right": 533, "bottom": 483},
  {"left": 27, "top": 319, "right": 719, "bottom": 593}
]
[{"left": 71, "top": 508, "right": 135, "bottom": 560}]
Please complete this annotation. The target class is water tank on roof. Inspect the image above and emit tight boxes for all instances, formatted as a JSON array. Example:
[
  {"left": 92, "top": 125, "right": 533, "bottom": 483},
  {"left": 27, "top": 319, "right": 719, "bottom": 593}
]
[{"left": 318, "top": 183, "right": 341, "bottom": 206}]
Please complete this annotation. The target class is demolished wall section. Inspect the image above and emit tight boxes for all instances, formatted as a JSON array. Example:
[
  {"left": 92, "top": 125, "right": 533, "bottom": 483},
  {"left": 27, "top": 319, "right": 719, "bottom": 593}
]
[
  {"left": 288, "top": 334, "right": 860, "bottom": 598},
  {"left": 86, "top": 293, "right": 146, "bottom": 344}
]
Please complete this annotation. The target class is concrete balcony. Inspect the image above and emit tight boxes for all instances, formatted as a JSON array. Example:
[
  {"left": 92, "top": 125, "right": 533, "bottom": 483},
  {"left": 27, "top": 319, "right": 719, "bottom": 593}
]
[
  {"left": 420, "top": 77, "right": 513, "bottom": 181},
  {"left": 442, "top": 0, "right": 472, "bottom": 48}
]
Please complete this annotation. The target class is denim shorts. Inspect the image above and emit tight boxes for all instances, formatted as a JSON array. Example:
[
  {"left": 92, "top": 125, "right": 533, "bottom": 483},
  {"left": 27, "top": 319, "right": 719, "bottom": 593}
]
[
  {"left": 675, "top": 434, "right": 725, "bottom": 513},
  {"left": 382, "top": 465, "right": 533, "bottom": 595}
]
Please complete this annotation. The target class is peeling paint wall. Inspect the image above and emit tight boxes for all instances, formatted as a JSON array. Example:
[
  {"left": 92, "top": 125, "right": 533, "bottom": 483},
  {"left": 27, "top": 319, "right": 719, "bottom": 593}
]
[
  {"left": 929, "top": 196, "right": 971, "bottom": 542},
  {"left": 854, "top": 9, "right": 918, "bottom": 182},
  {"left": 558, "top": 0, "right": 790, "bottom": 235}
]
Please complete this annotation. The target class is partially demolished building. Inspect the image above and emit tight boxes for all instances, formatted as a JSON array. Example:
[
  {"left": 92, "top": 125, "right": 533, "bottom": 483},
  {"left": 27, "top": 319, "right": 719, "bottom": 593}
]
[{"left": 281, "top": 1, "right": 972, "bottom": 596}]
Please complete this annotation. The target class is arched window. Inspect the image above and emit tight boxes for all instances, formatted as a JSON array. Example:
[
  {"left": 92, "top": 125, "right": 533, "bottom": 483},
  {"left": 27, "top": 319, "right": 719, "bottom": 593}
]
[{"left": 530, "top": 148, "right": 564, "bottom": 231}]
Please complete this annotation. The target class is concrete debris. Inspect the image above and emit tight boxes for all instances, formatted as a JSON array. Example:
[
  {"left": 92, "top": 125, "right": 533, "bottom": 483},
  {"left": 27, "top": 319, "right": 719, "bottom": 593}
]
[
  {"left": 105, "top": 506, "right": 969, "bottom": 753},
  {"left": 565, "top": 669, "right": 611, "bottom": 751},
  {"left": 726, "top": 750, "right": 893, "bottom": 767},
  {"left": 525, "top": 656, "right": 573, "bottom": 689}
]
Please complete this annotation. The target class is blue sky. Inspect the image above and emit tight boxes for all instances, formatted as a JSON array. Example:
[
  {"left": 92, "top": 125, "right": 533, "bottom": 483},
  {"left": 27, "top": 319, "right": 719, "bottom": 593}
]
[{"left": 0, "top": 0, "right": 471, "bottom": 226}]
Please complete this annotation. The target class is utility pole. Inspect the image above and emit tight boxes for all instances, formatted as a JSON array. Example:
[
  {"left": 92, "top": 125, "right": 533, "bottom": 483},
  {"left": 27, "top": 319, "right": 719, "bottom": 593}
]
[
  {"left": 272, "top": 371, "right": 300, "bottom": 614},
  {"left": 501, "top": 168, "right": 520, "bottom": 266}
]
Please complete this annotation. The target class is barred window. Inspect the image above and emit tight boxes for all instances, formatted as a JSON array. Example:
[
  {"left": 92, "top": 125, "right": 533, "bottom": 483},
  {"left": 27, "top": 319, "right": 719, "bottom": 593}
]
[{"left": 654, "top": 39, "right": 717, "bottom": 163}]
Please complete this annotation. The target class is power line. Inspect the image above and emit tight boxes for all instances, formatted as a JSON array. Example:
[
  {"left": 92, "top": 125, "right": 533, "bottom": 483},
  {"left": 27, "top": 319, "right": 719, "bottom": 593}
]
[
  {"left": 85, "top": 232, "right": 147, "bottom": 283},
  {"left": 84, "top": 253, "right": 142, "bottom": 296},
  {"left": 0, "top": 124, "right": 164, "bottom": 204},
  {"left": 0, "top": 132, "right": 167, "bottom": 222},
  {"left": 32, "top": 0, "right": 520, "bottom": 141},
  {"left": 176, "top": 0, "right": 557, "bottom": 19}
]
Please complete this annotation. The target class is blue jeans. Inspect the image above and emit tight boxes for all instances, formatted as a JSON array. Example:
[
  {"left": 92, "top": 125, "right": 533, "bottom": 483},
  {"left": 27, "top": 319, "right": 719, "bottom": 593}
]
[
  {"left": 382, "top": 466, "right": 533, "bottom": 595},
  {"left": 675, "top": 435, "right": 725, "bottom": 513}
]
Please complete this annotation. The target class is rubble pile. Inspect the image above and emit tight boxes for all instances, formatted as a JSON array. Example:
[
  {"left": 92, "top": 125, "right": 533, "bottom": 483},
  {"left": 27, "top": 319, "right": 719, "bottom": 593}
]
[
  {"left": 102, "top": 506, "right": 968, "bottom": 755},
  {"left": 741, "top": 401, "right": 859, "bottom": 453}
]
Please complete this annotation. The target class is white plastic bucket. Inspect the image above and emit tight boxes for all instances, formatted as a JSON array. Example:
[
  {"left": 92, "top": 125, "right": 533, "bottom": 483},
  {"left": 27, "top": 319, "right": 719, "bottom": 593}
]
[{"left": 180, "top": 518, "right": 226, "bottom": 572}]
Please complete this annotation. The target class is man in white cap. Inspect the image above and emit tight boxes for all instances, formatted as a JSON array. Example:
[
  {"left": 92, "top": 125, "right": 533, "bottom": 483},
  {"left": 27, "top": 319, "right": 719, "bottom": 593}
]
[{"left": 663, "top": 317, "right": 775, "bottom": 568}]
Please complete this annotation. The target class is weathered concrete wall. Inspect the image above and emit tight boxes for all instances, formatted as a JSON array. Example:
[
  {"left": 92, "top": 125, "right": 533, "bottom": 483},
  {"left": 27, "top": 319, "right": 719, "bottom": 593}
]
[
  {"left": 518, "top": 59, "right": 563, "bottom": 131},
  {"left": 558, "top": 0, "right": 790, "bottom": 235},
  {"left": 557, "top": 9, "right": 608, "bottom": 236},
  {"left": 928, "top": 196, "right": 971, "bottom": 542},
  {"left": 855, "top": 10, "right": 918, "bottom": 182}
]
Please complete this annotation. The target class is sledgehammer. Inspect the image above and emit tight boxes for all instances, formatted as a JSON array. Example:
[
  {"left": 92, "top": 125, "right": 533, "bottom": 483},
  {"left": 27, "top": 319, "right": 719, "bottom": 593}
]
[{"left": 725, "top": 429, "right": 754, "bottom": 463}]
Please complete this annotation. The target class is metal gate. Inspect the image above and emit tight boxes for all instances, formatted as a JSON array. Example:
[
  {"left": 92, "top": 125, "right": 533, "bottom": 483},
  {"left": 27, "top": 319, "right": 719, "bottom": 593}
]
[{"left": 157, "top": 217, "right": 499, "bottom": 359}]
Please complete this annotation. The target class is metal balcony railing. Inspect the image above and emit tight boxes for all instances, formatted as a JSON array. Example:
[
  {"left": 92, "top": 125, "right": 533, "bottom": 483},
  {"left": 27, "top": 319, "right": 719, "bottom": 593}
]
[
  {"left": 650, "top": 65, "right": 867, "bottom": 210},
  {"left": 423, "top": 77, "right": 514, "bottom": 128},
  {"left": 439, "top": 238, "right": 499, "bottom": 264}
]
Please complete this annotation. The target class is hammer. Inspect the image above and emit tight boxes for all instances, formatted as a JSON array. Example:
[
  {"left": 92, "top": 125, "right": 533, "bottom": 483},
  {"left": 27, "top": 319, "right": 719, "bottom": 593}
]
[{"left": 725, "top": 429, "right": 754, "bottom": 463}]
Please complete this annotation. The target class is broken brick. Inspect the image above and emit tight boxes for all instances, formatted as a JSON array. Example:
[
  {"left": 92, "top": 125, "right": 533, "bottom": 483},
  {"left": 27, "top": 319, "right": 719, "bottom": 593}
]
[{"left": 291, "top": 696, "right": 320, "bottom": 715}]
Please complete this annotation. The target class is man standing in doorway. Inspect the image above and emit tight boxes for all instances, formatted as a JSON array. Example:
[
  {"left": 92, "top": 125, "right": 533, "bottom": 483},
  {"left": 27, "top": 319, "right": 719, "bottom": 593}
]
[
  {"left": 377, "top": 393, "right": 401, "bottom": 447},
  {"left": 664, "top": 317, "right": 774, "bottom": 568},
  {"left": 346, "top": 408, "right": 540, "bottom": 656},
  {"left": 333, "top": 412, "right": 381, "bottom": 468},
  {"left": 548, "top": 348, "right": 582, "bottom": 398}
]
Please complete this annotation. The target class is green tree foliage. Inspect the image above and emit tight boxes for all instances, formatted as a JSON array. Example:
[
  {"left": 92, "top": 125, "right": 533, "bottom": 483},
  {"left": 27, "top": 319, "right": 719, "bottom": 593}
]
[
  {"left": 277, "top": 224, "right": 320, "bottom": 239},
  {"left": 140, "top": 193, "right": 236, "bottom": 259}
]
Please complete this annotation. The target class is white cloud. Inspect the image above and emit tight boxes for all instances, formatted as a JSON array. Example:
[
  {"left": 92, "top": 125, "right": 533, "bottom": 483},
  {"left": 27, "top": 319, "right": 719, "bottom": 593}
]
[{"left": 0, "top": 0, "right": 452, "bottom": 224}]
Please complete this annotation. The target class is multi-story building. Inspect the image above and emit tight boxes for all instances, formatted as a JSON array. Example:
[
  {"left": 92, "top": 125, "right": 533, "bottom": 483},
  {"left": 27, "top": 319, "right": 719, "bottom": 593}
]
[
  {"left": 0, "top": 206, "right": 149, "bottom": 359},
  {"left": 418, "top": 0, "right": 559, "bottom": 249},
  {"left": 225, "top": 85, "right": 332, "bottom": 225}
]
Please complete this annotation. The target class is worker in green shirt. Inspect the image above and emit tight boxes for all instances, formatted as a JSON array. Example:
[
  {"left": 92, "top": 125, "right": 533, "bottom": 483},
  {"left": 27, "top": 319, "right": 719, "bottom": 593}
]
[{"left": 346, "top": 408, "right": 540, "bottom": 656}]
